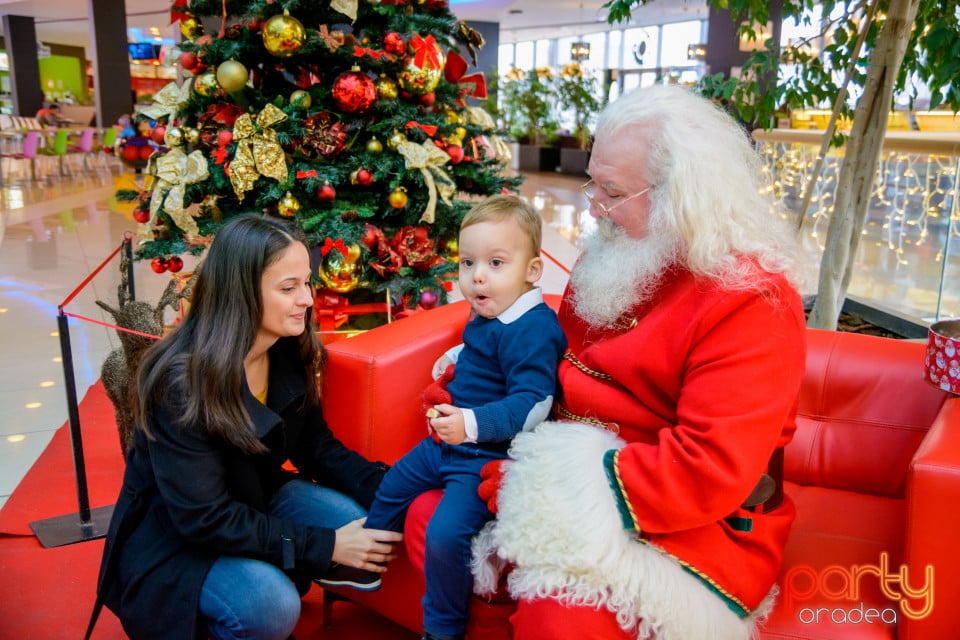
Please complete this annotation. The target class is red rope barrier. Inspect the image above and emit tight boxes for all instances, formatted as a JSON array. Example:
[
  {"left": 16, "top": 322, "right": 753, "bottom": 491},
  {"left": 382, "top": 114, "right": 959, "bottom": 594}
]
[
  {"left": 62, "top": 311, "right": 163, "bottom": 340},
  {"left": 541, "top": 248, "right": 572, "bottom": 275},
  {"left": 59, "top": 237, "right": 129, "bottom": 309}
]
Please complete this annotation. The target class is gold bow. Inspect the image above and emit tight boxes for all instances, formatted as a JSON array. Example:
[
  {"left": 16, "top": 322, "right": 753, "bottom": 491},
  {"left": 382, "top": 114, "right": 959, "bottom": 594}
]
[
  {"left": 464, "top": 106, "right": 512, "bottom": 164},
  {"left": 330, "top": 0, "right": 357, "bottom": 22},
  {"left": 397, "top": 139, "right": 456, "bottom": 224},
  {"left": 229, "top": 103, "right": 289, "bottom": 201},
  {"left": 148, "top": 148, "right": 210, "bottom": 236},
  {"left": 140, "top": 80, "right": 193, "bottom": 123}
]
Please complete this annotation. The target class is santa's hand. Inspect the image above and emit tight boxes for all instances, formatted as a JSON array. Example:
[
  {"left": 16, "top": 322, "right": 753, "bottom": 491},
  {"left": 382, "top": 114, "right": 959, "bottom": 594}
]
[
  {"left": 431, "top": 355, "right": 455, "bottom": 380},
  {"left": 479, "top": 459, "right": 512, "bottom": 514}
]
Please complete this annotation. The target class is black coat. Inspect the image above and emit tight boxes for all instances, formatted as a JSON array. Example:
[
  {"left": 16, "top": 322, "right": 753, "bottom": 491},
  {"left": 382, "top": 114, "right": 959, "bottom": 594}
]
[{"left": 92, "top": 337, "right": 386, "bottom": 640}]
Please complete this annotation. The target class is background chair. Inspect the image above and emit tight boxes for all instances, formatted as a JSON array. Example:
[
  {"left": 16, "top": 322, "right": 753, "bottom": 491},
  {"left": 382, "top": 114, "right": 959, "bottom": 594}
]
[
  {"left": 67, "top": 128, "right": 97, "bottom": 173},
  {"left": 0, "top": 130, "right": 42, "bottom": 183}
]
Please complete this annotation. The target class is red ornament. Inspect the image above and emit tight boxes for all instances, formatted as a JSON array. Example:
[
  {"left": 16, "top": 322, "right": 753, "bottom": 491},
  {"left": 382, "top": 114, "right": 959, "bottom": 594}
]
[
  {"left": 419, "top": 289, "right": 439, "bottom": 309},
  {"left": 356, "top": 168, "right": 374, "bottom": 186},
  {"left": 179, "top": 51, "right": 199, "bottom": 71},
  {"left": 317, "top": 184, "right": 336, "bottom": 201},
  {"left": 138, "top": 145, "right": 154, "bottom": 161},
  {"left": 383, "top": 32, "right": 406, "bottom": 57},
  {"left": 132, "top": 207, "right": 151, "bottom": 224},
  {"left": 331, "top": 69, "right": 376, "bottom": 114},
  {"left": 420, "top": 91, "right": 436, "bottom": 107},
  {"left": 150, "top": 257, "right": 168, "bottom": 274},
  {"left": 446, "top": 145, "right": 464, "bottom": 164},
  {"left": 122, "top": 145, "right": 141, "bottom": 162},
  {"left": 151, "top": 126, "right": 166, "bottom": 145},
  {"left": 217, "top": 129, "right": 233, "bottom": 146},
  {"left": 167, "top": 256, "right": 184, "bottom": 273},
  {"left": 361, "top": 223, "right": 382, "bottom": 249}
]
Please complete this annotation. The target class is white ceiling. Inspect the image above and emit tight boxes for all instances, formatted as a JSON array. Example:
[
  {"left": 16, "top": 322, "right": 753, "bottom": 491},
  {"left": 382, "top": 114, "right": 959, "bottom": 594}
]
[{"left": 0, "top": 0, "right": 707, "bottom": 53}]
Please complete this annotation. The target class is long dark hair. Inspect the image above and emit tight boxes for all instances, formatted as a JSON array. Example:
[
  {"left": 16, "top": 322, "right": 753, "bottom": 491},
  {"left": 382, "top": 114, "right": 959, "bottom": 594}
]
[{"left": 135, "top": 214, "right": 323, "bottom": 453}]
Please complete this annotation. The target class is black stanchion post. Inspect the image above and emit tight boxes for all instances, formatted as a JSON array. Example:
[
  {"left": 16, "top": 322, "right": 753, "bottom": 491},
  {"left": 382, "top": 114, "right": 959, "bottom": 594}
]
[
  {"left": 28, "top": 307, "right": 113, "bottom": 547},
  {"left": 125, "top": 233, "right": 135, "bottom": 302}
]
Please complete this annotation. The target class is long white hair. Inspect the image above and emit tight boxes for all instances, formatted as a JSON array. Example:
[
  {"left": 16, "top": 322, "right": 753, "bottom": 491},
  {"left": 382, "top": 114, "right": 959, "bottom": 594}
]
[{"left": 593, "top": 84, "right": 803, "bottom": 292}]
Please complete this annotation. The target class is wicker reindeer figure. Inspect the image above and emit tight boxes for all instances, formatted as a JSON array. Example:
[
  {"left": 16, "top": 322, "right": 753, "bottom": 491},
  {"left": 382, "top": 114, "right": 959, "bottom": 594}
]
[{"left": 96, "top": 254, "right": 190, "bottom": 459}]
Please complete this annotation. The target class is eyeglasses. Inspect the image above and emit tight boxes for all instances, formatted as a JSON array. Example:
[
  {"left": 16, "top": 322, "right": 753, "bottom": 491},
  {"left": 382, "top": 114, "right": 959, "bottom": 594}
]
[{"left": 580, "top": 179, "right": 653, "bottom": 216}]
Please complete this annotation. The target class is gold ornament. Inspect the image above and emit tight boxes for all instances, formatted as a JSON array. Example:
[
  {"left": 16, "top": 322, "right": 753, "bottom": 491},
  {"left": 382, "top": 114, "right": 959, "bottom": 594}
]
[
  {"left": 319, "top": 243, "right": 362, "bottom": 293},
  {"left": 375, "top": 74, "right": 398, "bottom": 101},
  {"left": 194, "top": 72, "right": 222, "bottom": 97},
  {"left": 444, "top": 110, "right": 467, "bottom": 146},
  {"left": 229, "top": 104, "right": 290, "bottom": 201},
  {"left": 262, "top": 10, "right": 306, "bottom": 58},
  {"left": 442, "top": 236, "right": 459, "bottom": 262},
  {"left": 289, "top": 90, "right": 312, "bottom": 109},
  {"left": 148, "top": 148, "right": 210, "bottom": 237},
  {"left": 365, "top": 137, "right": 383, "bottom": 154},
  {"left": 216, "top": 60, "right": 249, "bottom": 93},
  {"left": 386, "top": 130, "right": 407, "bottom": 151},
  {"left": 179, "top": 17, "right": 203, "bottom": 40},
  {"left": 397, "top": 139, "right": 456, "bottom": 224},
  {"left": 277, "top": 191, "right": 300, "bottom": 218},
  {"left": 185, "top": 128, "right": 201, "bottom": 146},
  {"left": 388, "top": 187, "right": 408, "bottom": 209},
  {"left": 165, "top": 126, "right": 185, "bottom": 147},
  {"left": 398, "top": 34, "right": 445, "bottom": 95}
]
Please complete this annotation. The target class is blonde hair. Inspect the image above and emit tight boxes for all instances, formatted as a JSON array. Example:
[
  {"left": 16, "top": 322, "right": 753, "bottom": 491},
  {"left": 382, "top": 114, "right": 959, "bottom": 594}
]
[
  {"left": 461, "top": 194, "right": 542, "bottom": 258},
  {"left": 594, "top": 84, "right": 803, "bottom": 292}
]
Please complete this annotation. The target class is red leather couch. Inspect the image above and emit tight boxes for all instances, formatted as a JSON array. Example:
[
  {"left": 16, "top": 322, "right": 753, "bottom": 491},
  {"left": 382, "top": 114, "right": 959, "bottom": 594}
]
[{"left": 320, "top": 297, "right": 960, "bottom": 639}]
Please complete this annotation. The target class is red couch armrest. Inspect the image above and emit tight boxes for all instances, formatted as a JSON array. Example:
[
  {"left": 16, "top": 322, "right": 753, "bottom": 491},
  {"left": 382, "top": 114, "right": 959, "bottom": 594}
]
[
  {"left": 321, "top": 300, "right": 473, "bottom": 464},
  {"left": 901, "top": 396, "right": 960, "bottom": 639}
]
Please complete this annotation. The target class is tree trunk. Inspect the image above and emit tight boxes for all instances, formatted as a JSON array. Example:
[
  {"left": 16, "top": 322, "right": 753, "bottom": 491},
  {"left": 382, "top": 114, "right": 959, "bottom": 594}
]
[{"left": 807, "top": 0, "right": 921, "bottom": 328}]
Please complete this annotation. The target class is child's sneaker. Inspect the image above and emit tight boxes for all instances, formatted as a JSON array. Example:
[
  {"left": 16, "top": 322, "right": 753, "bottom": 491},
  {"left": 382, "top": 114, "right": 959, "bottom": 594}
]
[{"left": 313, "top": 564, "right": 382, "bottom": 592}]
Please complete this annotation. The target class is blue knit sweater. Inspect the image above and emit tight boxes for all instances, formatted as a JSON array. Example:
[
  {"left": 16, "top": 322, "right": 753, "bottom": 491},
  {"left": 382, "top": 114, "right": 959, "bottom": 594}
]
[{"left": 447, "top": 288, "right": 566, "bottom": 453}]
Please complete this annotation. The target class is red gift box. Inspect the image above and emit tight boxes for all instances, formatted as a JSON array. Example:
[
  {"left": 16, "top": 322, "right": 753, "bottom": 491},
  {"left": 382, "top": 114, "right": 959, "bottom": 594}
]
[{"left": 925, "top": 319, "right": 960, "bottom": 394}]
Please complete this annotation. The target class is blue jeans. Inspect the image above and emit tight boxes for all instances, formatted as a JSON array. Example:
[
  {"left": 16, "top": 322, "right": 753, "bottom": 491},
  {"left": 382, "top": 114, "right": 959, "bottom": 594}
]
[
  {"left": 199, "top": 479, "right": 367, "bottom": 640},
  {"left": 365, "top": 439, "right": 501, "bottom": 637}
]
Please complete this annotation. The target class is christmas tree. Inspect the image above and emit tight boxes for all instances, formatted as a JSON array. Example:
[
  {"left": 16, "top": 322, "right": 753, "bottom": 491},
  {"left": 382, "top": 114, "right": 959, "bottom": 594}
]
[{"left": 134, "top": 0, "right": 519, "bottom": 323}]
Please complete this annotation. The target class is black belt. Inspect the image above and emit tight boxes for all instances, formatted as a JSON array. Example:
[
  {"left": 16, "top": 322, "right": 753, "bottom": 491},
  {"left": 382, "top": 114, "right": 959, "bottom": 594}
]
[{"left": 740, "top": 447, "right": 784, "bottom": 513}]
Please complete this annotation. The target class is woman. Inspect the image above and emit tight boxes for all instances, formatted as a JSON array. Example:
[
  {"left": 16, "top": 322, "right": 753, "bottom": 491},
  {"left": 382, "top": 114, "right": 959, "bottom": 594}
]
[{"left": 87, "top": 214, "right": 402, "bottom": 640}]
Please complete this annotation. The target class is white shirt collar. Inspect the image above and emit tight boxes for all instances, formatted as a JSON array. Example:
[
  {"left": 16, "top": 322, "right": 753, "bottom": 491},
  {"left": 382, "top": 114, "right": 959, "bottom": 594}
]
[{"left": 496, "top": 287, "right": 544, "bottom": 325}]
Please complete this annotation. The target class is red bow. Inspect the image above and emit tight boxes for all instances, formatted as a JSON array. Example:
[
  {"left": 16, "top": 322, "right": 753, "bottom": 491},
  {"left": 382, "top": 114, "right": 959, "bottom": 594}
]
[
  {"left": 170, "top": 0, "right": 190, "bottom": 23},
  {"left": 321, "top": 237, "right": 348, "bottom": 257},
  {"left": 296, "top": 169, "right": 318, "bottom": 179},
  {"left": 410, "top": 33, "right": 442, "bottom": 70},
  {"left": 353, "top": 46, "right": 395, "bottom": 62},
  {"left": 444, "top": 51, "right": 487, "bottom": 99},
  {"left": 405, "top": 120, "right": 439, "bottom": 137}
]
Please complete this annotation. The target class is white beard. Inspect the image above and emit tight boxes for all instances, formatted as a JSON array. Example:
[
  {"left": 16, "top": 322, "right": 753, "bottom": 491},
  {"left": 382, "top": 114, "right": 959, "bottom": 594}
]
[{"left": 570, "top": 217, "right": 679, "bottom": 329}]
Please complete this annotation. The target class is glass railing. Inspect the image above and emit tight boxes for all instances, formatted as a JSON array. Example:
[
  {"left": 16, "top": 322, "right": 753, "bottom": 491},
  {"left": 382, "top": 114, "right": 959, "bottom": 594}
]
[{"left": 753, "top": 128, "right": 960, "bottom": 324}]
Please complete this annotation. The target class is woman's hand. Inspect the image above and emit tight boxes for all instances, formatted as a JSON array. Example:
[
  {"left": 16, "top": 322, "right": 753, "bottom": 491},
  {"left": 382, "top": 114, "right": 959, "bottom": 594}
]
[{"left": 332, "top": 518, "right": 403, "bottom": 572}]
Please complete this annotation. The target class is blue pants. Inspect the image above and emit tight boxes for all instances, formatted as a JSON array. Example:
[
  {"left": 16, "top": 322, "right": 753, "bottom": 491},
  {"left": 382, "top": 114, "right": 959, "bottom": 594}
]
[
  {"left": 199, "top": 479, "right": 367, "bottom": 640},
  {"left": 365, "top": 439, "right": 502, "bottom": 637}
]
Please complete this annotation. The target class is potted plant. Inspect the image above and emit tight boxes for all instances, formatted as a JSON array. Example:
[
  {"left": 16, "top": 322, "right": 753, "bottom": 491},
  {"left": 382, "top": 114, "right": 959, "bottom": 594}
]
[
  {"left": 556, "top": 62, "right": 602, "bottom": 176},
  {"left": 501, "top": 66, "right": 560, "bottom": 172}
]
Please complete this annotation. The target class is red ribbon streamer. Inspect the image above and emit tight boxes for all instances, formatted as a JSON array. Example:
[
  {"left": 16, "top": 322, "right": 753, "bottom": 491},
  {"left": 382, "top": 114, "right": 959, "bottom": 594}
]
[
  {"left": 410, "top": 33, "right": 442, "bottom": 70},
  {"left": 405, "top": 120, "right": 439, "bottom": 137},
  {"left": 353, "top": 46, "right": 395, "bottom": 62},
  {"left": 321, "top": 237, "right": 348, "bottom": 257},
  {"left": 296, "top": 169, "right": 319, "bottom": 179},
  {"left": 444, "top": 51, "right": 487, "bottom": 99}
]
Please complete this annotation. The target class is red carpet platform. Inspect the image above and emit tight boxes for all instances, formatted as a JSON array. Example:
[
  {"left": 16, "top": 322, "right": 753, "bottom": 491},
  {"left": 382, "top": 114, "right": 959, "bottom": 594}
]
[{"left": 0, "top": 381, "right": 416, "bottom": 639}]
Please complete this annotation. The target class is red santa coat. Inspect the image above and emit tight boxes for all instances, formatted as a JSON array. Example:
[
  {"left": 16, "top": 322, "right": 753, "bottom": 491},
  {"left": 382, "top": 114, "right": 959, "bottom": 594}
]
[{"left": 473, "top": 264, "right": 805, "bottom": 639}]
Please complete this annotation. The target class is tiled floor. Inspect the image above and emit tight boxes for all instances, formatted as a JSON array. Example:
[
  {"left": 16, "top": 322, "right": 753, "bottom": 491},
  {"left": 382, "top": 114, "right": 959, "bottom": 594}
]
[{"left": 1, "top": 152, "right": 958, "bottom": 512}]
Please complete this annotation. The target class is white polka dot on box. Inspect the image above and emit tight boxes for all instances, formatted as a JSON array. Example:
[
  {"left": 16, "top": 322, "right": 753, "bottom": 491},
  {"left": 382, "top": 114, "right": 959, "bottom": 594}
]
[{"left": 926, "top": 319, "right": 960, "bottom": 394}]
